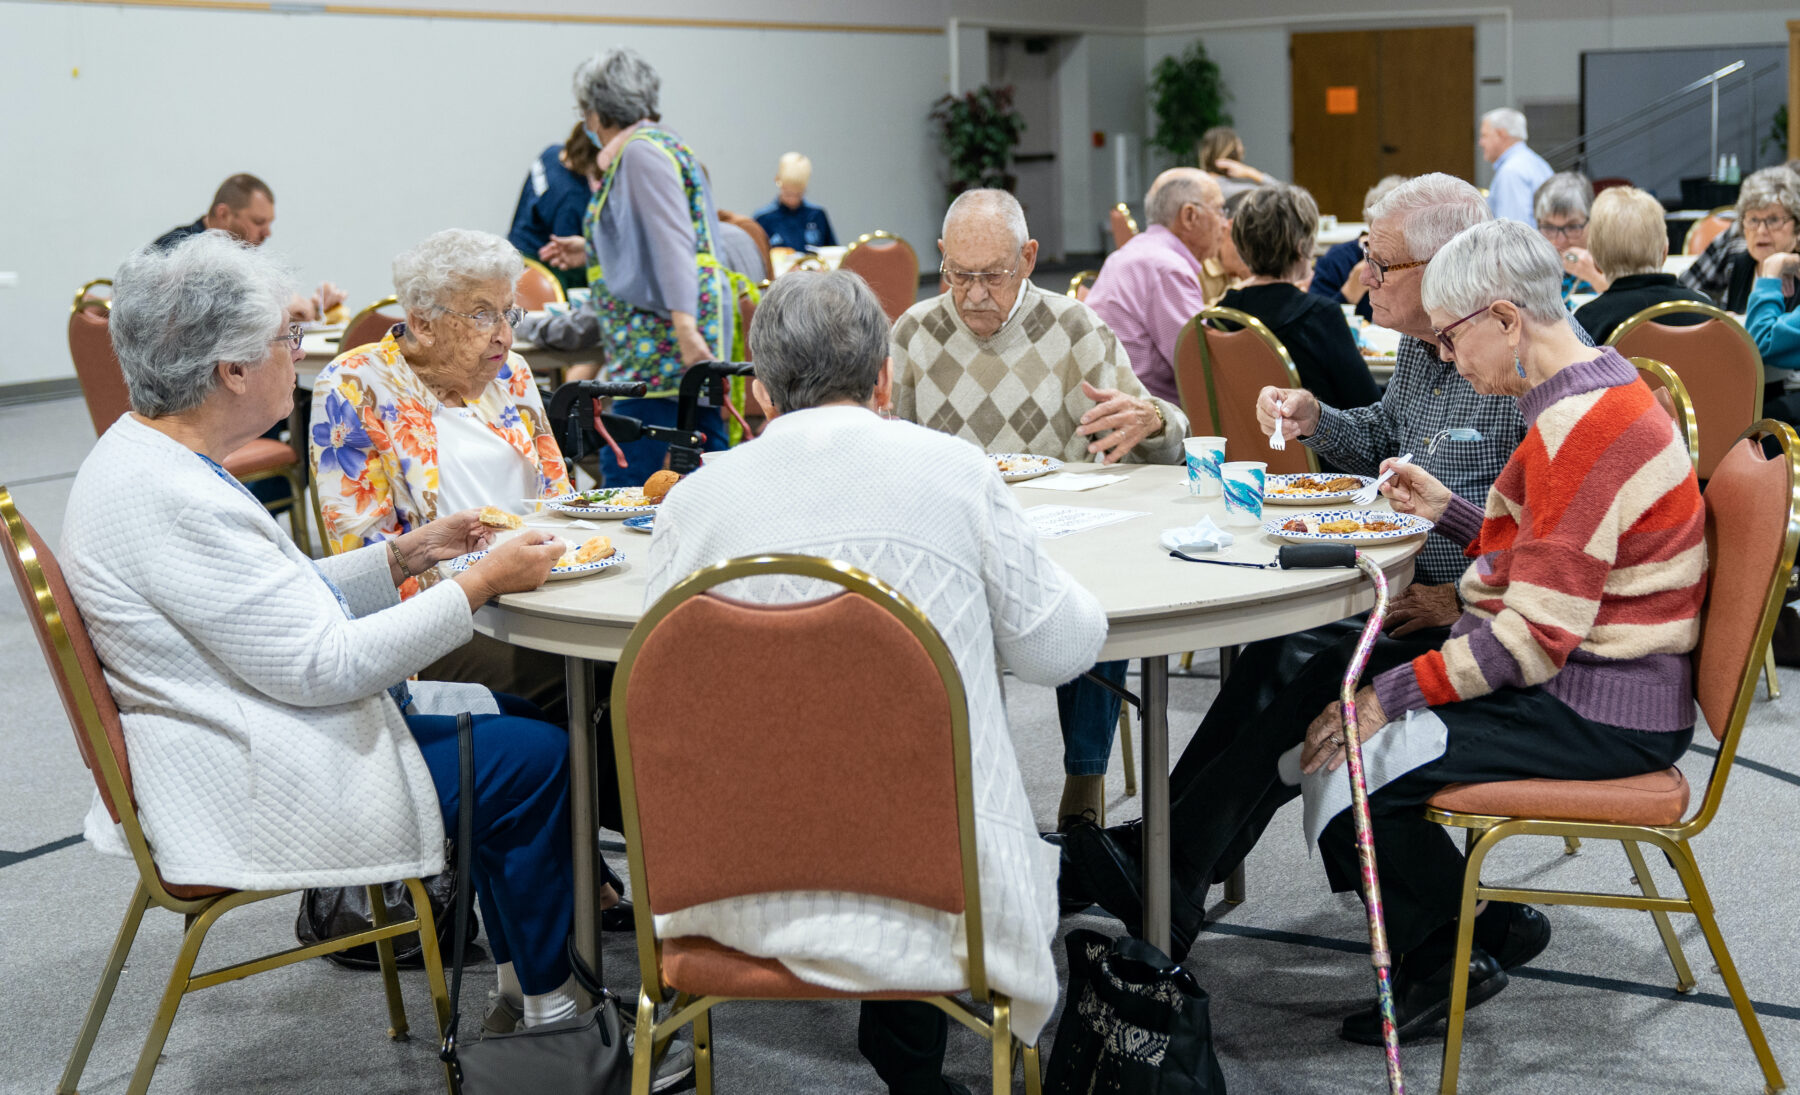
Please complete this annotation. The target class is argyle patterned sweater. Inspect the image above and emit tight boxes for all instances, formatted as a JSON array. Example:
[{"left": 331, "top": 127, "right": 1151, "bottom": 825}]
[
  {"left": 890, "top": 282, "right": 1187, "bottom": 465},
  {"left": 1373, "top": 349, "right": 1706, "bottom": 733}
]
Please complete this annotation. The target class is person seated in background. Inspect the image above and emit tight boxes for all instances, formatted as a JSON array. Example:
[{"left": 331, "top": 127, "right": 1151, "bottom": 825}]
[
  {"left": 753, "top": 151, "right": 837, "bottom": 252},
  {"left": 891, "top": 187, "right": 1187, "bottom": 833},
  {"left": 1533, "top": 172, "right": 1610, "bottom": 301},
  {"left": 1309, "top": 174, "right": 1407, "bottom": 321},
  {"left": 1199, "top": 125, "right": 1278, "bottom": 202},
  {"left": 1572, "top": 186, "right": 1711, "bottom": 343},
  {"left": 153, "top": 173, "right": 345, "bottom": 321},
  {"left": 647, "top": 270, "right": 1106, "bottom": 1095},
  {"left": 1738, "top": 178, "right": 1800, "bottom": 424},
  {"left": 1070, "top": 221, "right": 1703, "bottom": 1048},
  {"left": 1680, "top": 162, "right": 1800, "bottom": 305},
  {"left": 1084, "top": 167, "right": 1225, "bottom": 403},
  {"left": 1213, "top": 183, "right": 1380, "bottom": 412},
  {"left": 65, "top": 231, "right": 584, "bottom": 1033},
  {"left": 508, "top": 124, "right": 599, "bottom": 292},
  {"left": 1479, "top": 108, "right": 1553, "bottom": 226},
  {"left": 1198, "top": 189, "right": 1255, "bottom": 303},
  {"left": 1722, "top": 167, "right": 1800, "bottom": 316}
]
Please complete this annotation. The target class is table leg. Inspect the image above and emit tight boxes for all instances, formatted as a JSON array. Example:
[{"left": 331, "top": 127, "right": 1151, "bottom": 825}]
[
  {"left": 566, "top": 655, "right": 603, "bottom": 995},
  {"left": 1138, "top": 655, "right": 1171, "bottom": 954}
]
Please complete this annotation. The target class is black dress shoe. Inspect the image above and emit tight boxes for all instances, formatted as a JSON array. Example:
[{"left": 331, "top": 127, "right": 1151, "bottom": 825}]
[
  {"left": 1056, "top": 844, "right": 1093, "bottom": 914},
  {"left": 1340, "top": 947, "right": 1508, "bottom": 1045},
  {"left": 601, "top": 900, "right": 637, "bottom": 933},
  {"left": 1482, "top": 903, "right": 1551, "bottom": 971},
  {"left": 1063, "top": 822, "right": 1207, "bottom": 960}
]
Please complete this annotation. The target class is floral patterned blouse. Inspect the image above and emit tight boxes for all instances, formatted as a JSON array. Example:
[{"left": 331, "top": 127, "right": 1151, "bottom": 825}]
[{"left": 310, "top": 327, "right": 571, "bottom": 590}]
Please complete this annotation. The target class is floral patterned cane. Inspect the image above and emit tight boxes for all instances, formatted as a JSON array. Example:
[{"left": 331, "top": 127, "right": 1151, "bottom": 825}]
[{"left": 1343, "top": 551, "right": 1404, "bottom": 1093}]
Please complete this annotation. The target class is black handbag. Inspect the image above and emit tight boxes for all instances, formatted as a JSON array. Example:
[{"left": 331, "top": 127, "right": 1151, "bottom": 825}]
[
  {"left": 294, "top": 857, "right": 477, "bottom": 970},
  {"left": 1044, "top": 928, "right": 1228, "bottom": 1095},
  {"left": 439, "top": 713, "right": 630, "bottom": 1095}
]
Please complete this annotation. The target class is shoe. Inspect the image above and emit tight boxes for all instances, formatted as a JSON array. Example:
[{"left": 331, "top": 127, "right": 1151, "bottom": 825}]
[
  {"left": 1771, "top": 604, "right": 1800, "bottom": 668},
  {"left": 1056, "top": 842, "right": 1092, "bottom": 914},
  {"left": 1482, "top": 903, "right": 1551, "bottom": 971},
  {"left": 481, "top": 993, "right": 522, "bottom": 1037},
  {"left": 626, "top": 1034, "right": 696, "bottom": 1093},
  {"left": 601, "top": 899, "right": 637, "bottom": 933},
  {"left": 1339, "top": 947, "right": 1508, "bottom": 1045},
  {"left": 1062, "top": 821, "right": 1206, "bottom": 960}
]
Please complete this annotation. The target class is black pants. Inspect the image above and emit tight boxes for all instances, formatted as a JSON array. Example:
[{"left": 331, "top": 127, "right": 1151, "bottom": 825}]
[
  {"left": 1763, "top": 381, "right": 1800, "bottom": 431},
  {"left": 1316, "top": 690, "right": 1691, "bottom": 953},
  {"left": 1165, "top": 620, "right": 1450, "bottom": 893},
  {"left": 859, "top": 1002, "right": 963, "bottom": 1094}
]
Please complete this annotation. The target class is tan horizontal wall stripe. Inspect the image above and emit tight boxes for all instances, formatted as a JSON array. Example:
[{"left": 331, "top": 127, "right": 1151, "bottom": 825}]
[{"left": 41, "top": 0, "right": 943, "bottom": 34}]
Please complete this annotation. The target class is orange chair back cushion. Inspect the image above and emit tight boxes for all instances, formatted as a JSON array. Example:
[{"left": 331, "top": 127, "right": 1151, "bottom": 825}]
[
  {"left": 1694, "top": 438, "right": 1791, "bottom": 739},
  {"left": 1198, "top": 324, "right": 1312, "bottom": 474},
  {"left": 1611, "top": 320, "right": 1758, "bottom": 478},
  {"left": 623, "top": 590, "right": 965, "bottom": 915},
  {"left": 68, "top": 308, "right": 132, "bottom": 436},
  {"left": 515, "top": 266, "right": 562, "bottom": 311},
  {"left": 1109, "top": 208, "right": 1136, "bottom": 249},
  {"left": 839, "top": 239, "right": 918, "bottom": 323},
  {"left": 342, "top": 308, "right": 403, "bottom": 353}
]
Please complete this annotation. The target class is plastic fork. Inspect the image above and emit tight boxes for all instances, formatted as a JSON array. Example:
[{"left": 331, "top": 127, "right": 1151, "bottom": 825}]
[
  {"left": 1352, "top": 452, "right": 1413, "bottom": 506},
  {"left": 1268, "top": 396, "right": 1288, "bottom": 451}
]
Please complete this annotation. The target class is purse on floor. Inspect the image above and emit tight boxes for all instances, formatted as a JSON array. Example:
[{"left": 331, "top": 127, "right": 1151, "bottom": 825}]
[
  {"left": 439, "top": 713, "right": 630, "bottom": 1095},
  {"left": 1043, "top": 928, "right": 1229, "bottom": 1095}
]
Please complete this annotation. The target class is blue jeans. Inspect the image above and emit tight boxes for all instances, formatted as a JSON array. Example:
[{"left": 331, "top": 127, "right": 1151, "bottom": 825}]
[
  {"left": 602, "top": 397, "right": 728, "bottom": 488},
  {"left": 407, "top": 693, "right": 573, "bottom": 995},
  {"left": 1054, "top": 659, "right": 1127, "bottom": 776}
]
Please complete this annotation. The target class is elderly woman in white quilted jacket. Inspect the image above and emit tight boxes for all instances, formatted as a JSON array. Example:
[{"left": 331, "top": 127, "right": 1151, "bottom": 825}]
[{"left": 61, "top": 232, "right": 583, "bottom": 1029}]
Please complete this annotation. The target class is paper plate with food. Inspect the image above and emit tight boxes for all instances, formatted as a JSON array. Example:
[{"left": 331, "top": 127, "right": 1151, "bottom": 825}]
[
  {"left": 1263, "top": 473, "right": 1378, "bottom": 505},
  {"left": 989, "top": 453, "right": 1063, "bottom": 482},
  {"left": 1263, "top": 509, "right": 1432, "bottom": 544},
  {"left": 542, "top": 470, "right": 680, "bottom": 517},
  {"left": 444, "top": 534, "right": 625, "bottom": 582}
]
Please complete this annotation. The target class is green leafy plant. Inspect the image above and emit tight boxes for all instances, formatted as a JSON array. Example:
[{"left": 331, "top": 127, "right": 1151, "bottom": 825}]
[
  {"left": 929, "top": 85, "right": 1026, "bottom": 201},
  {"left": 1763, "top": 104, "right": 1789, "bottom": 161},
  {"left": 1150, "top": 40, "right": 1232, "bottom": 164}
]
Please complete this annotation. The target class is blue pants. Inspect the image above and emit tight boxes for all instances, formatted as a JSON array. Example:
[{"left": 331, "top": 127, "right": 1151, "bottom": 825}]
[
  {"left": 1054, "top": 659, "right": 1127, "bottom": 776},
  {"left": 602, "top": 397, "right": 727, "bottom": 488},
  {"left": 408, "top": 694, "right": 573, "bottom": 995}
]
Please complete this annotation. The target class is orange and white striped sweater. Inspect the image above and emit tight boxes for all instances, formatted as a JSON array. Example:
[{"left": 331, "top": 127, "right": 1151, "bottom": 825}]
[{"left": 1373, "top": 349, "right": 1706, "bottom": 732}]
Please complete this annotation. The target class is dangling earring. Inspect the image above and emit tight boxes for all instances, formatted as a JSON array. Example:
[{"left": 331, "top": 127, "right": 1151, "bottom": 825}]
[{"left": 1514, "top": 353, "right": 1527, "bottom": 379}]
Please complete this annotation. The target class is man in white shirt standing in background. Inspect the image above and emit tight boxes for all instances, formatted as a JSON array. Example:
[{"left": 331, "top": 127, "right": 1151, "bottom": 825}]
[{"left": 1480, "top": 108, "right": 1554, "bottom": 226}]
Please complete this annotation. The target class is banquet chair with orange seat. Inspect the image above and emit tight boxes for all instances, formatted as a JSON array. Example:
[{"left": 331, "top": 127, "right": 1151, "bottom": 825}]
[
  {"left": 611, "top": 554, "right": 1043, "bottom": 1095},
  {"left": 1173, "top": 307, "right": 1319, "bottom": 475},
  {"left": 1109, "top": 203, "right": 1138, "bottom": 250},
  {"left": 1683, "top": 206, "right": 1736, "bottom": 255},
  {"left": 718, "top": 210, "right": 774, "bottom": 280},
  {"left": 66, "top": 279, "right": 315, "bottom": 550},
  {"left": 839, "top": 231, "right": 920, "bottom": 322},
  {"left": 516, "top": 256, "right": 567, "bottom": 310},
  {"left": 339, "top": 294, "right": 406, "bottom": 354},
  {"left": 1607, "top": 300, "right": 1763, "bottom": 481},
  {"left": 1422, "top": 422, "right": 1796, "bottom": 1095},
  {"left": 0, "top": 486, "right": 452, "bottom": 1095},
  {"left": 1066, "top": 270, "right": 1100, "bottom": 300}
]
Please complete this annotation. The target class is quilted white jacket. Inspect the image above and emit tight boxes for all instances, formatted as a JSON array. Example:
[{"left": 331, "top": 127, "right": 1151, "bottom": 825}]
[
  {"left": 61, "top": 416, "right": 472, "bottom": 890},
  {"left": 644, "top": 405, "right": 1109, "bottom": 1042}
]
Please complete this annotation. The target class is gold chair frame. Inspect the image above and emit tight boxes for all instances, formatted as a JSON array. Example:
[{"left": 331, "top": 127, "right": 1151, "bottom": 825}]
[
  {"left": 1185, "top": 306, "right": 1321, "bottom": 474},
  {"left": 1605, "top": 299, "right": 1766, "bottom": 425},
  {"left": 72, "top": 277, "right": 112, "bottom": 313},
  {"left": 0, "top": 487, "right": 452, "bottom": 1095},
  {"left": 611, "top": 554, "right": 1042, "bottom": 1095},
  {"left": 1683, "top": 205, "right": 1738, "bottom": 256},
  {"left": 1066, "top": 270, "right": 1101, "bottom": 298},
  {"left": 844, "top": 229, "right": 919, "bottom": 267},
  {"left": 1423, "top": 421, "right": 1799, "bottom": 1095},
  {"left": 340, "top": 294, "right": 403, "bottom": 352},
  {"left": 1631, "top": 357, "right": 1701, "bottom": 476},
  {"left": 519, "top": 254, "right": 569, "bottom": 304},
  {"left": 1114, "top": 202, "right": 1139, "bottom": 236}
]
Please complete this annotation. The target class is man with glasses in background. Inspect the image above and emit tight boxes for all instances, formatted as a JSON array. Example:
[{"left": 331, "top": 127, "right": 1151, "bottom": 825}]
[{"left": 890, "top": 187, "right": 1187, "bottom": 836}]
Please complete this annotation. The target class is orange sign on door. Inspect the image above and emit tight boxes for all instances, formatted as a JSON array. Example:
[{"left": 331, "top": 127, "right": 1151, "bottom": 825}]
[{"left": 1326, "top": 86, "right": 1359, "bottom": 115}]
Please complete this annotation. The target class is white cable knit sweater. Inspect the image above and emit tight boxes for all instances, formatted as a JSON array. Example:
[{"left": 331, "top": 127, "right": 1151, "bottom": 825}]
[
  {"left": 61, "top": 416, "right": 473, "bottom": 889},
  {"left": 644, "top": 406, "right": 1108, "bottom": 1042}
]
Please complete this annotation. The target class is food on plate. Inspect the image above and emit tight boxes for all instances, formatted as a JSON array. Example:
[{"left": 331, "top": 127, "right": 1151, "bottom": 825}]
[
  {"left": 642, "top": 469, "right": 682, "bottom": 503},
  {"left": 555, "top": 535, "right": 615, "bottom": 568},
  {"left": 1281, "top": 517, "right": 1309, "bottom": 532},
  {"left": 1317, "top": 518, "right": 1364, "bottom": 534},
  {"left": 1359, "top": 519, "right": 1403, "bottom": 533},
  {"left": 992, "top": 454, "right": 1049, "bottom": 474},
  {"left": 1268, "top": 475, "right": 1364, "bottom": 496},
  {"left": 1321, "top": 476, "right": 1362, "bottom": 492},
  {"left": 323, "top": 302, "right": 349, "bottom": 325},
  {"left": 1281, "top": 515, "right": 1411, "bottom": 536},
  {"left": 1360, "top": 345, "right": 1381, "bottom": 357},
  {"left": 477, "top": 506, "right": 524, "bottom": 530},
  {"left": 569, "top": 487, "right": 653, "bottom": 508}
]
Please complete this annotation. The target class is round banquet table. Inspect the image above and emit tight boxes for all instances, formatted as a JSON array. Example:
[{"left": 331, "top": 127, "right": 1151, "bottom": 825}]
[{"left": 471, "top": 462, "right": 1422, "bottom": 968}]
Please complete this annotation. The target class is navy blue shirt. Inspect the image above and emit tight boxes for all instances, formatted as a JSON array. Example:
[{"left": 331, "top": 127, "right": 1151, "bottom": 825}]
[
  {"left": 508, "top": 145, "right": 593, "bottom": 289},
  {"left": 152, "top": 218, "right": 208, "bottom": 251},
  {"left": 753, "top": 198, "right": 837, "bottom": 251},
  {"left": 1307, "top": 238, "right": 1372, "bottom": 321}
]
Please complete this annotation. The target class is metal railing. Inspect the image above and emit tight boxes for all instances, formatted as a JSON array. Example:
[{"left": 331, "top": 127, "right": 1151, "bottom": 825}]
[{"left": 1544, "top": 59, "right": 1783, "bottom": 175}]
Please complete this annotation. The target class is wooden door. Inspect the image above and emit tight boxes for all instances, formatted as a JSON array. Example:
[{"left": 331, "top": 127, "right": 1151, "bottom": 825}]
[{"left": 1291, "top": 26, "right": 1475, "bottom": 220}]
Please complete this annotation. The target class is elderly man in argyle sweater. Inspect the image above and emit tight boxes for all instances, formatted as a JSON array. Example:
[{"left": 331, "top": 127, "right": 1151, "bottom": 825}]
[{"left": 891, "top": 188, "right": 1188, "bottom": 832}]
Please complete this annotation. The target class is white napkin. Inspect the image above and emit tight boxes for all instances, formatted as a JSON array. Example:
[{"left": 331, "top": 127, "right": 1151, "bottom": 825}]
[
  {"left": 1277, "top": 707, "right": 1451, "bottom": 849},
  {"left": 1020, "top": 472, "right": 1129, "bottom": 492},
  {"left": 1157, "top": 515, "right": 1235, "bottom": 553}
]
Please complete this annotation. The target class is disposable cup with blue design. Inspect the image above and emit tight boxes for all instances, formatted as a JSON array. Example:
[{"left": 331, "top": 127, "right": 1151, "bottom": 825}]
[
  {"left": 1221, "top": 460, "right": 1268, "bottom": 527},
  {"left": 1183, "top": 436, "right": 1226, "bottom": 498}
]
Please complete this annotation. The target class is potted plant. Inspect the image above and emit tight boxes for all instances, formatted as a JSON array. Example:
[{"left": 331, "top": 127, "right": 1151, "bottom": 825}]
[
  {"left": 1150, "top": 41, "right": 1232, "bottom": 165},
  {"left": 929, "top": 85, "right": 1026, "bottom": 201}
]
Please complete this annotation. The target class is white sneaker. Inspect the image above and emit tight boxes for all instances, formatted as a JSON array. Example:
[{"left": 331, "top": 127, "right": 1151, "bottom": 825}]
[{"left": 627, "top": 1033, "right": 695, "bottom": 1093}]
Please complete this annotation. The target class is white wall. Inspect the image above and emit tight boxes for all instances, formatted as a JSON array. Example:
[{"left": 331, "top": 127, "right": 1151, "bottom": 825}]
[{"left": 0, "top": 1, "right": 948, "bottom": 388}]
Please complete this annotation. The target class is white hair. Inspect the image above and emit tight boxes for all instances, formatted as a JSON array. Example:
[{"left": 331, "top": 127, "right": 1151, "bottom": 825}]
[
  {"left": 1533, "top": 172, "right": 1594, "bottom": 223},
  {"left": 1421, "top": 220, "right": 1567, "bottom": 328},
  {"left": 391, "top": 229, "right": 525, "bottom": 316},
  {"left": 1367, "top": 172, "right": 1493, "bottom": 261},
  {"left": 573, "top": 47, "right": 660, "bottom": 128},
  {"left": 776, "top": 152, "right": 812, "bottom": 186},
  {"left": 1482, "top": 108, "right": 1528, "bottom": 141},
  {"left": 1146, "top": 169, "right": 1218, "bottom": 228},
  {"left": 941, "top": 189, "right": 1028, "bottom": 250},
  {"left": 1362, "top": 175, "right": 1408, "bottom": 220},
  {"left": 110, "top": 231, "right": 295, "bottom": 417}
]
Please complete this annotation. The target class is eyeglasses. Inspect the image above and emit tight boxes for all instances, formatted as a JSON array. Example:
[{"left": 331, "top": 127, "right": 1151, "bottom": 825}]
[
  {"left": 1431, "top": 304, "right": 1498, "bottom": 355},
  {"left": 1538, "top": 220, "right": 1587, "bottom": 240},
  {"left": 269, "top": 323, "right": 303, "bottom": 352},
  {"left": 1359, "top": 240, "right": 1429, "bottom": 287},
  {"left": 1744, "top": 214, "right": 1796, "bottom": 232},
  {"left": 940, "top": 263, "right": 1019, "bottom": 290},
  {"left": 439, "top": 305, "right": 525, "bottom": 331}
]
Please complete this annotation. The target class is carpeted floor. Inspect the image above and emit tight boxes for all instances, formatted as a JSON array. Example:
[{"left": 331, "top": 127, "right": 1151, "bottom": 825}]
[{"left": 3, "top": 394, "right": 1796, "bottom": 1094}]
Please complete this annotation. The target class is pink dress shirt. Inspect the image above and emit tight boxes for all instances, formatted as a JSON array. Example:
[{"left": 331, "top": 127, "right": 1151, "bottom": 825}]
[{"left": 1083, "top": 224, "right": 1209, "bottom": 404}]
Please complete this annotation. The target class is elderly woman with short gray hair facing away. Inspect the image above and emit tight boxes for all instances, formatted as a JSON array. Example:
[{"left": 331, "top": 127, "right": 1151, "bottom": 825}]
[{"left": 61, "top": 231, "right": 584, "bottom": 1030}]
